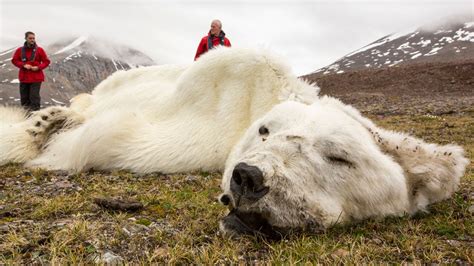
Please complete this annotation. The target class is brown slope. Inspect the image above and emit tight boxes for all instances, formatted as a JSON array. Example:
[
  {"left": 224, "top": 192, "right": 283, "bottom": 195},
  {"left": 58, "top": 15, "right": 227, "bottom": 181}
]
[{"left": 302, "top": 60, "right": 474, "bottom": 115}]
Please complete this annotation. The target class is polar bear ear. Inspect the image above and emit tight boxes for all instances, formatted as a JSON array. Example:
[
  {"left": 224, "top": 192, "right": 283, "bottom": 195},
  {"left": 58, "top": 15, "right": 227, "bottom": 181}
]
[
  {"left": 316, "top": 96, "right": 469, "bottom": 213},
  {"left": 367, "top": 126, "right": 468, "bottom": 213}
]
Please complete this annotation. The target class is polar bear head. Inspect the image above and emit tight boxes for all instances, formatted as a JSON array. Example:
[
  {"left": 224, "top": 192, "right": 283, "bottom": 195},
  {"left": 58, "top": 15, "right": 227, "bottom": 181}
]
[{"left": 219, "top": 97, "right": 468, "bottom": 238}]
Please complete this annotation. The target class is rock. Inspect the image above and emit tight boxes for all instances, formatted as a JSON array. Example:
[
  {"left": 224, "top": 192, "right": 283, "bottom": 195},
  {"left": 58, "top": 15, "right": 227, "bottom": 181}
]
[
  {"left": 121, "top": 227, "right": 132, "bottom": 236},
  {"left": 468, "top": 205, "right": 474, "bottom": 214},
  {"left": 372, "top": 238, "right": 383, "bottom": 245},
  {"left": 331, "top": 248, "right": 350, "bottom": 258},
  {"left": 153, "top": 247, "right": 169, "bottom": 257},
  {"left": 469, "top": 193, "right": 474, "bottom": 201},
  {"left": 95, "top": 251, "right": 123, "bottom": 265},
  {"left": 51, "top": 219, "right": 73, "bottom": 228},
  {"left": 446, "top": 240, "right": 462, "bottom": 247},
  {"left": 55, "top": 180, "right": 74, "bottom": 189},
  {"left": 0, "top": 224, "right": 9, "bottom": 233},
  {"left": 184, "top": 175, "right": 198, "bottom": 183},
  {"left": 122, "top": 223, "right": 150, "bottom": 236},
  {"left": 50, "top": 170, "right": 71, "bottom": 177},
  {"left": 93, "top": 197, "right": 143, "bottom": 212}
]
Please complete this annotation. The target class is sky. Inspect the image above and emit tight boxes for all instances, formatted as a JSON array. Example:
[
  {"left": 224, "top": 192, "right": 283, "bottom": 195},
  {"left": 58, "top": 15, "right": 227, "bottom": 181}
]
[{"left": 0, "top": 0, "right": 473, "bottom": 74}]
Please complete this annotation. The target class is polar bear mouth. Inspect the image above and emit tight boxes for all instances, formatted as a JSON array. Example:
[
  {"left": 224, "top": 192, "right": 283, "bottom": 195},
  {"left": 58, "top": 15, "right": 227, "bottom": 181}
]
[{"left": 220, "top": 209, "right": 285, "bottom": 239}]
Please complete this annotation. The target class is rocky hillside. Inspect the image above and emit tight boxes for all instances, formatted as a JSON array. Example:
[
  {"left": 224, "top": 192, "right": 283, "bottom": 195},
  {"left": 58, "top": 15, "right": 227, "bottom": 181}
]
[
  {"left": 303, "top": 20, "right": 474, "bottom": 115},
  {"left": 312, "top": 21, "right": 474, "bottom": 75},
  {"left": 0, "top": 36, "right": 155, "bottom": 106}
]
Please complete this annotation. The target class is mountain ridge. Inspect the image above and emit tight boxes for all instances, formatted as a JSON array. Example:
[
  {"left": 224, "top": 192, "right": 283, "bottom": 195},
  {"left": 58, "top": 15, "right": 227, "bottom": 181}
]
[
  {"left": 309, "top": 21, "right": 474, "bottom": 76},
  {"left": 0, "top": 36, "right": 155, "bottom": 106}
]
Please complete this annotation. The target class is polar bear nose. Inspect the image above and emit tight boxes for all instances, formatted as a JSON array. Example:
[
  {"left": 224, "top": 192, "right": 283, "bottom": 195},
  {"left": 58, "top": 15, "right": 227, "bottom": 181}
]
[{"left": 231, "top": 163, "right": 269, "bottom": 202}]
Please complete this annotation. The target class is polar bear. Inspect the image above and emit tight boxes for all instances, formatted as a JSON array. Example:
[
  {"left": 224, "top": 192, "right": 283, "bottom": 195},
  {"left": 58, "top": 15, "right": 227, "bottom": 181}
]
[
  {"left": 0, "top": 48, "right": 468, "bottom": 238},
  {"left": 0, "top": 48, "right": 318, "bottom": 173},
  {"left": 219, "top": 98, "right": 469, "bottom": 238}
]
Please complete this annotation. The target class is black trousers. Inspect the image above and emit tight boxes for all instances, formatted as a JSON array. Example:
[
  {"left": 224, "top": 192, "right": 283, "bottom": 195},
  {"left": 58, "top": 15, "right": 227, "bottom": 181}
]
[{"left": 19, "top": 82, "right": 41, "bottom": 111}]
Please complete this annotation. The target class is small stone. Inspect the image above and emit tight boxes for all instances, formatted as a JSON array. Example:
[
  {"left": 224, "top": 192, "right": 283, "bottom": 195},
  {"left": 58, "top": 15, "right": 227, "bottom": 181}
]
[
  {"left": 185, "top": 175, "right": 198, "bottom": 183},
  {"left": 153, "top": 247, "right": 169, "bottom": 257},
  {"left": 128, "top": 223, "right": 150, "bottom": 234},
  {"left": 446, "top": 240, "right": 461, "bottom": 247},
  {"left": 372, "top": 238, "right": 383, "bottom": 245},
  {"left": 468, "top": 205, "right": 474, "bottom": 214},
  {"left": 51, "top": 170, "right": 70, "bottom": 176},
  {"left": 55, "top": 180, "right": 73, "bottom": 189},
  {"left": 95, "top": 251, "right": 123, "bottom": 265},
  {"left": 122, "top": 227, "right": 132, "bottom": 236},
  {"left": 0, "top": 224, "right": 9, "bottom": 233},
  {"left": 331, "top": 248, "right": 350, "bottom": 258},
  {"left": 51, "top": 219, "right": 72, "bottom": 228}
]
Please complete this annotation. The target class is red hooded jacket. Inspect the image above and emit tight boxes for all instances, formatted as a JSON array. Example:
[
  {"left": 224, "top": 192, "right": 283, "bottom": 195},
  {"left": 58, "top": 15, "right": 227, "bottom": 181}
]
[
  {"left": 11, "top": 43, "right": 50, "bottom": 83},
  {"left": 194, "top": 31, "right": 231, "bottom": 60}
]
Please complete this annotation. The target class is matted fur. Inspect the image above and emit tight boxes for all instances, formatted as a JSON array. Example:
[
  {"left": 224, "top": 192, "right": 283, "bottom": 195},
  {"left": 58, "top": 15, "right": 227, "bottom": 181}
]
[
  {"left": 219, "top": 97, "right": 469, "bottom": 235},
  {"left": 0, "top": 48, "right": 319, "bottom": 173}
]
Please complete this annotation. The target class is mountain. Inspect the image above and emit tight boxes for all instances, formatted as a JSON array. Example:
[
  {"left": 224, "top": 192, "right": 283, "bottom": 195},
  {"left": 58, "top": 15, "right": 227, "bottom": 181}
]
[
  {"left": 311, "top": 21, "right": 474, "bottom": 75},
  {"left": 0, "top": 36, "right": 155, "bottom": 106},
  {"left": 302, "top": 19, "right": 474, "bottom": 116}
]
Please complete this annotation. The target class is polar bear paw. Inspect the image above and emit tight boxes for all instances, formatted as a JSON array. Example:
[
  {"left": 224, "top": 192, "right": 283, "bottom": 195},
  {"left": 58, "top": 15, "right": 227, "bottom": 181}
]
[{"left": 26, "top": 106, "right": 84, "bottom": 147}]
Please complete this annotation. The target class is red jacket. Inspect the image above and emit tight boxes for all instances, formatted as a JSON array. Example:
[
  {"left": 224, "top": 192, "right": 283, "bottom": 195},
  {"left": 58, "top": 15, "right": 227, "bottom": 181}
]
[
  {"left": 194, "top": 31, "right": 231, "bottom": 60},
  {"left": 11, "top": 44, "right": 50, "bottom": 83}
]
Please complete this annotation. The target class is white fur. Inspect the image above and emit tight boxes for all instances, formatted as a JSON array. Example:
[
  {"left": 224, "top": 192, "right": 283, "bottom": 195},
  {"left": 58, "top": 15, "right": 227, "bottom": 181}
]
[
  {"left": 0, "top": 48, "right": 319, "bottom": 173},
  {"left": 220, "top": 98, "right": 469, "bottom": 233},
  {"left": 0, "top": 107, "right": 39, "bottom": 163}
]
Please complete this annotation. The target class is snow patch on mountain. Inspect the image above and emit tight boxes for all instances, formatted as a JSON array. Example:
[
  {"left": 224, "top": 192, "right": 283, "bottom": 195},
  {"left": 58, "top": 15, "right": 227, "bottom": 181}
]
[
  {"left": 54, "top": 36, "right": 88, "bottom": 55},
  {"left": 0, "top": 47, "right": 15, "bottom": 57},
  {"left": 311, "top": 20, "right": 474, "bottom": 75}
]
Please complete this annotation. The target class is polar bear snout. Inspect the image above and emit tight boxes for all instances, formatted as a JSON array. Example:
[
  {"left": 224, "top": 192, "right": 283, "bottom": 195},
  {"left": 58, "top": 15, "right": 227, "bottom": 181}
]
[{"left": 230, "top": 163, "right": 269, "bottom": 205}]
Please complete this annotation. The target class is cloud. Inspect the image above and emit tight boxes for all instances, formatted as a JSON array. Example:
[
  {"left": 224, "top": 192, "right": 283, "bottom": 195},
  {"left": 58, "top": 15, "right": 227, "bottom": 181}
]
[{"left": 1, "top": 0, "right": 472, "bottom": 74}]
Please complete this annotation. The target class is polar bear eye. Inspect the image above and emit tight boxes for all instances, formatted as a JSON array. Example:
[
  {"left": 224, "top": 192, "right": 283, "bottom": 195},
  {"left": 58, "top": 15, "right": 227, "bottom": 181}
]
[
  {"left": 258, "top": 126, "right": 269, "bottom": 135},
  {"left": 327, "top": 156, "right": 354, "bottom": 167}
]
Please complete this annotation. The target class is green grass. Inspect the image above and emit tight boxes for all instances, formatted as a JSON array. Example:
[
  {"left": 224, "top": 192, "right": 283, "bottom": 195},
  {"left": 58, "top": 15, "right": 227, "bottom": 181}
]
[{"left": 0, "top": 113, "right": 472, "bottom": 264}]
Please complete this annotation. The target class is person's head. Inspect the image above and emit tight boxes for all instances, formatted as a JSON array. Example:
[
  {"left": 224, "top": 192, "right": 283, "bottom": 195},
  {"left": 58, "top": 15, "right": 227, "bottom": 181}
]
[
  {"left": 210, "top": 20, "right": 222, "bottom": 35},
  {"left": 24, "top": 31, "right": 36, "bottom": 46}
]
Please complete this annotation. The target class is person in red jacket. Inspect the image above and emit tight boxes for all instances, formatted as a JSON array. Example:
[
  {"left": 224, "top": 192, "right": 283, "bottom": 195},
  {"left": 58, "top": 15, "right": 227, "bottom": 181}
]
[
  {"left": 11, "top": 31, "right": 50, "bottom": 111},
  {"left": 194, "top": 19, "right": 231, "bottom": 61}
]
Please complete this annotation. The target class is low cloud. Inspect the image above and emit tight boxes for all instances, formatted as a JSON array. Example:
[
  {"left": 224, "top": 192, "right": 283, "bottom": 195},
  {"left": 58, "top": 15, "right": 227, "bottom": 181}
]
[{"left": 1, "top": 0, "right": 472, "bottom": 74}]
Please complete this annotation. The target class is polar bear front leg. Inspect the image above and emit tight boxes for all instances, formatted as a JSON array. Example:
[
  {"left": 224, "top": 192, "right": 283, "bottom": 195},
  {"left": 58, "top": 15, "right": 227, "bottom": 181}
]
[{"left": 26, "top": 106, "right": 85, "bottom": 148}]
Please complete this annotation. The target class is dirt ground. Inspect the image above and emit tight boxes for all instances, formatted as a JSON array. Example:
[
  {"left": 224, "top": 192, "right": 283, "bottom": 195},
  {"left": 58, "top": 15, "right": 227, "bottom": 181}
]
[{"left": 303, "top": 60, "right": 474, "bottom": 116}]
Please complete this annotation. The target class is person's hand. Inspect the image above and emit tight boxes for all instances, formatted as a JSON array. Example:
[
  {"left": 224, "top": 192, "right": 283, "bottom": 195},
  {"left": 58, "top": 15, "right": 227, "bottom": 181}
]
[
  {"left": 24, "top": 64, "right": 32, "bottom": 70},
  {"left": 31, "top": 66, "right": 39, "bottom": 71}
]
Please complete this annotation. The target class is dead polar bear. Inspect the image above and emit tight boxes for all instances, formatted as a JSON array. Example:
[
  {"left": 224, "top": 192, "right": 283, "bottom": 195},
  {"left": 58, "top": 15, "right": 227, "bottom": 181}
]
[
  {"left": 219, "top": 98, "right": 469, "bottom": 238},
  {"left": 0, "top": 47, "right": 319, "bottom": 172},
  {"left": 0, "top": 48, "right": 468, "bottom": 238}
]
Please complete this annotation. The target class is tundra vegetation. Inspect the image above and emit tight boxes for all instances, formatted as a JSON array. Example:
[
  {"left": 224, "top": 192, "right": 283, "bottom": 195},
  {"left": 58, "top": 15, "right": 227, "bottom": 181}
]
[{"left": 0, "top": 112, "right": 472, "bottom": 264}]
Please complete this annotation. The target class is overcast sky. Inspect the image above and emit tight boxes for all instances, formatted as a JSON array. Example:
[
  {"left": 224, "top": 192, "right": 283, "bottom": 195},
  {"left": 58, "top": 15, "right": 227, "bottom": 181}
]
[{"left": 0, "top": 0, "right": 472, "bottom": 74}]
